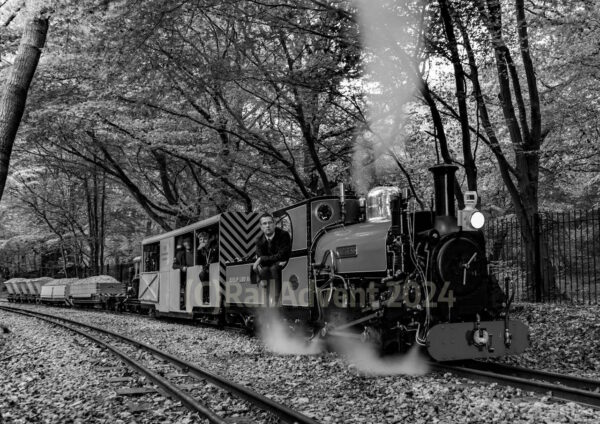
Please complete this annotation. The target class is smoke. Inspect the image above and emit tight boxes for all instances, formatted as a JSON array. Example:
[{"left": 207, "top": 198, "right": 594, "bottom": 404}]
[
  {"left": 257, "top": 310, "right": 429, "bottom": 376},
  {"left": 257, "top": 310, "right": 324, "bottom": 355},
  {"left": 353, "top": 0, "right": 424, "bottom": 193},
  {"left": 334, "top": 338, "right": 429, "bottom": 376}
]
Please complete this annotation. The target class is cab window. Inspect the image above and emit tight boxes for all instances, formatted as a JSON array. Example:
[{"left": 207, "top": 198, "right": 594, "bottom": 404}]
[
  {"left": 142, "top": 242, "right": 159, "bottom": 272},
  {"left": 276, "top": 213, "right": 293, "bottom": 240}
]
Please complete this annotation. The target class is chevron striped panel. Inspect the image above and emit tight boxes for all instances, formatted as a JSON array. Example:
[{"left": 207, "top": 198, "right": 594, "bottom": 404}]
[{"left": 219, "top": 212, "right": 262, "bottom": 292}]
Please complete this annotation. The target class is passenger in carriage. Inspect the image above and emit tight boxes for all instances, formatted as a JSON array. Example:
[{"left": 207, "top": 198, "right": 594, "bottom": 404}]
[
  {"left": 196, "top": 231, "right": 218, "bottom": 283},
  {"left": 253, "top": 213, "right": 291, "bottom": 306},
  {"left": 173, "top": 237, "right": 194, "bottom": 309},
  {"left": 173, "top": 237, "right": 194, "bottom": 272}
]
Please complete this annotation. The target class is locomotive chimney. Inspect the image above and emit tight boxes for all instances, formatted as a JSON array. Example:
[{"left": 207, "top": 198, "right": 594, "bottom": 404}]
[{"left": 429, "top": 164, "right": 458, "bottom": 217}]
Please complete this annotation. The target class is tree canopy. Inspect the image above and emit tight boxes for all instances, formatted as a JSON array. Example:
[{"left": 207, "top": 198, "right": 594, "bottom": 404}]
[{"left": 0, "top": 0, "right": 598, "bottom": 275}]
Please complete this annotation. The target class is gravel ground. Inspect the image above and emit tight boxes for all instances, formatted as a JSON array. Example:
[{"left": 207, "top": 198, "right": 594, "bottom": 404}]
[
  {"left": 0, "top": 308, "right": 206, "bottom": 424},
  {"left": 1, "top": 302, "right": 599, "bottom": 423}
]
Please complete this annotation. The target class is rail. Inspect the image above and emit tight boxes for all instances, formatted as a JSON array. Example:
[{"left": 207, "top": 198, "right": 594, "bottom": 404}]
[
  {"left": 0, "top": 305, "right": 320, "bottom": 424},
  {"left": 432, "top": 360, "right": 600, "bottom": 409}
]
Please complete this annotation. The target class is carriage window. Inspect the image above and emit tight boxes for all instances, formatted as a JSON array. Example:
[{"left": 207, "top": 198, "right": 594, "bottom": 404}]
[
  {"left": 143, "top": 242, "right": 159, "bottom": 272},
  {"left": 195, "top": 225, "right": 219, "bottom": 263},
  {"left": 174, "top": 232, "right": 195, "bottom": 265}
]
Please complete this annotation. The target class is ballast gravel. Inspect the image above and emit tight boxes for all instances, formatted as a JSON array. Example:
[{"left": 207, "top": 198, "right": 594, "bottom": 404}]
[
  {"left": 0, "top": 309, "right": 206, "bottom": 424},
  {"left": 1, "top": 302, "right": 599, "bottom": 423}
]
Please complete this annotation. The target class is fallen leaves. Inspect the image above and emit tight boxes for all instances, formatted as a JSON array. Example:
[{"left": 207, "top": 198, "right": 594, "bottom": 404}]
[
  {"left": 2, "top": 302, "right": 600, "bottom": 423},
  {"left": 498, "top": 302, "right": 600, "bottom": 380},
  {"left": 0, "top": 310, "right": 206, "bottom": 424}
]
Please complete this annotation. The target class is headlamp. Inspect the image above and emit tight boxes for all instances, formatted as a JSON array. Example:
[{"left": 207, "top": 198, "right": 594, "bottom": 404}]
[
  {"left": 458, "top": 191, "right": 485, "bottom": 230},
  {"left": 470, "top": 211, "right": 485, "bottom": 229}
]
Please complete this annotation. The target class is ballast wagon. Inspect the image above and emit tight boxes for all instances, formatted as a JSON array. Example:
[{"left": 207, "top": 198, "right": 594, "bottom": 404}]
[
  {"left": 70, "top": 275, "right": 126, "bottom": 309},
  {"left": 40, "top": 278, "right": 78, "bottom": 306}
]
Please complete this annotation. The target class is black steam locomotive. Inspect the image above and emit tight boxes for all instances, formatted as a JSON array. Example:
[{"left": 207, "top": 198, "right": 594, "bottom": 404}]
[
  {"left": 131, "top": 163, "right": 529, "bottom": 361},
  {"left": 308, "top": 165, "right": 529, "bottom": 360}
]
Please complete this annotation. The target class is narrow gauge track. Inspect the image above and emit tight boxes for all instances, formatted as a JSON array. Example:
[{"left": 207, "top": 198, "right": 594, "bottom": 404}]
[
  {"left": 0, "top": 305, "right": 320, "bottom": 424},
  {"left": 432, "top": 360, "right": 600, "bottom": 409}
]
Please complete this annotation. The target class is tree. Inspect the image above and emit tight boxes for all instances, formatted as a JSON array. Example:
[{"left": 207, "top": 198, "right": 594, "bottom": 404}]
[
  {"left": 422, "top": 0, "right": 557, "bottom": 299},
  {"left": 0, "top": 3, "right": 49, "bottom": 203},
  {"left": 22, "top": 0, "right": 364, "bottom": 230}
]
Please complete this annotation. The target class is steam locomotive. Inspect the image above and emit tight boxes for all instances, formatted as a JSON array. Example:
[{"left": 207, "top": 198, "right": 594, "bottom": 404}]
[
  {"left": 131, "top": 164, "right": 529, "bottom": 361},
  {"left": 4, "top": 164, "right": 529, "bottom": 361}
]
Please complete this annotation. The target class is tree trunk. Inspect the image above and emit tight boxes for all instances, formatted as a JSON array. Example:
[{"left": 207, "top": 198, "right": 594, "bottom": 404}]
[
  {"left": 84, "top": 164, "right": 108, "bottom": 276},
  {"left": 453, "top": 0, "right": 558, "bottom": 300},
  {"left": 99, "top": 170, "right": 106, "bottom": 270},
  {"left": 438, "top": 0, "right": 477, "bottom": 192},
  {"left": 419, "top": 82, "right": 465, "bottom": 208},
  {"left": 60, "top": 243, "right": 69, "bottom": 278},
  {"left": 0, "top": 15, "right": 49, "bottom": 202},
  {"left": 518, "top": 211, "right": 558, "bottom": 301},
  {"left": 84, "top": 176, "right": 97, "bottom": 275},
  {"left": 487, "top": 220, "right": 509, "bottom": 263}
]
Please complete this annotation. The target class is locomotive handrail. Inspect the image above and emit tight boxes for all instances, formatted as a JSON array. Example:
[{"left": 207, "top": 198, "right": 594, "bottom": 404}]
[{"left": 308, "top": 221, "right": 345, "bottom": 265}]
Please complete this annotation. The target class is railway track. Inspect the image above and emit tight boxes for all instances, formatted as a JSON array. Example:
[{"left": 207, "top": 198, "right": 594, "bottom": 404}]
[
  {"left": 5, "top": 304, "right": 600, "bottom": 414},
  {"left": 432, "top": 360, "right": 600, "bottom": 409},
  {"left": 0, "top": 305, "right": 319, "bottom": 424}
]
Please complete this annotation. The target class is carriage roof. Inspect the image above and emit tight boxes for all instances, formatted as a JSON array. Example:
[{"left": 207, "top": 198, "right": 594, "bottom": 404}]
[
  {"left": 141, "top": 212, "right": 261, "bottom": 266},
  {"left": 142, "top": 215, "right": 221, "bottom": 245}
]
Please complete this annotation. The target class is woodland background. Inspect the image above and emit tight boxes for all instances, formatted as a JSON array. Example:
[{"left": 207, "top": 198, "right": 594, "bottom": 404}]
[{"left": 0, "top": 0, "right": 598, "bottom": 296}]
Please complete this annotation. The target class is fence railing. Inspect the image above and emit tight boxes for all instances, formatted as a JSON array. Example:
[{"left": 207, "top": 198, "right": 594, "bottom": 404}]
[{"left": 485, "top": 209, "right": 600, "bottom": 304}]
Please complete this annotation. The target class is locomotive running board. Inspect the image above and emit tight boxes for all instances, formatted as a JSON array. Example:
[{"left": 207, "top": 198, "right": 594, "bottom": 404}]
[{"left": 426, "top": 319, "right": 530, "bottom": 362}]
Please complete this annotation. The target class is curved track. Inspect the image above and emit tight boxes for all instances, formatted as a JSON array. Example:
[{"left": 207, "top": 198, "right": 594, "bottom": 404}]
[
  {"left": 433, "top": 360, "right": 600, "bottom": 409},
  {"left": 5, "top": 302, "right": 600, "bottom": 413},
  {"left": 0, "top": 305, "right": 320, "bottom": 424}
]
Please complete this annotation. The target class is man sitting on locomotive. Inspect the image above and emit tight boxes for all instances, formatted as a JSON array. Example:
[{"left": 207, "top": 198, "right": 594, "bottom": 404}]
[
  {"left": 196, "top": 231, "right": 218, "bottom": 283},
  {"left": 252, "top": 213, "right": 291, "bottom": 307},
  {"left": 173, "top": 237, "right": 194, "bottom": 309}
]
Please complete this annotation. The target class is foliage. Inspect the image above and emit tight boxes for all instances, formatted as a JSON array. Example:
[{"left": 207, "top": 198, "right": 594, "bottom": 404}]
[{"left": 0, "top": 0, "right": 598, "bottom": 273}]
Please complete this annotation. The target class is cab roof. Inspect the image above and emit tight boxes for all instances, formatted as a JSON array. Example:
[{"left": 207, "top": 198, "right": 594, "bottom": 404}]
[{"left": 142, "top": 214, "right": 221, "bottom": 245}]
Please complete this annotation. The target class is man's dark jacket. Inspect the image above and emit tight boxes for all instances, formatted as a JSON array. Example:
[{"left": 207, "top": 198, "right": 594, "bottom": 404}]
[
  {"left": 197, "top": 243, "right": 218, "bottom": 266},
  {"left": 256, "top": 227, "right": 291, "bottom": 266},
  {"left": 173, "top": 249, "right": 194, "bottom": 270}
]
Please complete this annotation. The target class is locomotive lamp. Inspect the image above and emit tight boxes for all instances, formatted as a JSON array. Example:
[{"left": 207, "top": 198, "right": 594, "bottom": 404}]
[{"left": 458, "top": 191, "right": 485, "bottom": 230}]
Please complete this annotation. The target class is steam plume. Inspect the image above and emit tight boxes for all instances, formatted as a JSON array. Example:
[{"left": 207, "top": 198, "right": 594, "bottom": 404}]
[
  {"left": 257, "top": 310, "right": 324, "bottom": 355},
  {"left": 353, "top": 0, "right": 424, "bottom": 193},
  {"left": 335, "top": 338, "right": 429, "bottom": 376}
]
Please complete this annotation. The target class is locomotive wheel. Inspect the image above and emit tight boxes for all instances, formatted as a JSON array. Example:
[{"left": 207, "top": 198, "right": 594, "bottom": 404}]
[
  {"left": 435, "top": 235, "right": 486, "bottom": 297},
  {"left": 216, "top": 310, "right": 226, "bottom": 330}
]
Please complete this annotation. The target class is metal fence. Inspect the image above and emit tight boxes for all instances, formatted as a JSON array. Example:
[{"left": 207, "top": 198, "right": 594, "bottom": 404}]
[{"left": 485, "top": 209, "right": 600, "bottom": 304}]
